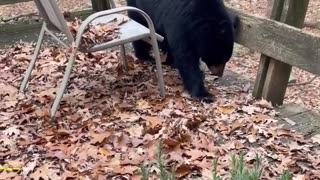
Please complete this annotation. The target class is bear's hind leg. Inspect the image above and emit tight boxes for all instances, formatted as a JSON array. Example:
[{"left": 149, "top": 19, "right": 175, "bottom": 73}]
[{"left": 163, "top": 50, "right": 176, "bottom": 67}]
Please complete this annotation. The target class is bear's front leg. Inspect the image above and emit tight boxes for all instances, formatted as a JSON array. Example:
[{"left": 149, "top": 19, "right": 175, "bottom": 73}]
[{"left": 175, "top": 54, "right": 214, "bottom": 103}]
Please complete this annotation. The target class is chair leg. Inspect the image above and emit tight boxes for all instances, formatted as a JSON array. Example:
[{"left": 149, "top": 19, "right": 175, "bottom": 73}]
[
  {"left": 19, "top": 23, "right": 46, "bottom": 93},
  {"left": 120, "top": 44, "right": 128, "bottom": 71},
  {"left": 50, "top": 49, "right": 77, "bottom": 118},
  {"left": 150, "top": 36, "right": 166, "bottom": 98}
]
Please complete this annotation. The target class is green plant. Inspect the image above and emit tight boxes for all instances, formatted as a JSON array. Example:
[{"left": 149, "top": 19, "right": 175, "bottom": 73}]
[
  {"left": 140, "top": 163, "right": 150, "bottom": 180},
  {"left": 279, "top": 170, "right": 292, "bottom": 180},
  {"left": 144, "top": 144, "right": 291, "bottom": 180},
  {"left": 230, "top": 153, "right": 263, "bottom": 180},
  {"left": 212, "top": 158, "right": 222, "bottom": 180},
  {"left": 156, "top": 142, "right": 175, "bottom": 180}
]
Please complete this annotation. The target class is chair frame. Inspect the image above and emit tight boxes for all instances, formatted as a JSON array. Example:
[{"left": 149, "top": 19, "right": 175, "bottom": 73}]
[{"left": 20, "top": 0, "right": 166, "bottom": 118}]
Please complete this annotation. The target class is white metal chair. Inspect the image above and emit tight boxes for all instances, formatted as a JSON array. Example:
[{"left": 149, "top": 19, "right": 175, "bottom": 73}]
[{"left": 20, "top": 0, "right": 166, "bottom": 118}]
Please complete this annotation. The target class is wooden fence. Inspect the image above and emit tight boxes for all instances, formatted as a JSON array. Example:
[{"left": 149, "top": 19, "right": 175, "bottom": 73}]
[
  {"left": 0, "top": 0, "right": 110, "bottom": 47},
  {"left": 1, "top": 0, "right": 319, "bottom": 106}
]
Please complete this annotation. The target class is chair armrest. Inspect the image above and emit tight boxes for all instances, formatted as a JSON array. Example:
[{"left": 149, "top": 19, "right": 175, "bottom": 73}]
[{"left": 74, "top": 6, "right": 163, "bottom": 47}]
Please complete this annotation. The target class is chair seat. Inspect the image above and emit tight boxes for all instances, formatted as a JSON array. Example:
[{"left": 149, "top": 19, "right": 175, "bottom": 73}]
[{"left": 85, "top": 13, "right": 163, "bottom": 52}]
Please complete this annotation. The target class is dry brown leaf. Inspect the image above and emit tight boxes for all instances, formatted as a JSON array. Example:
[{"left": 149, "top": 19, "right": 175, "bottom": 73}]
[
  {"left": 252, "top": 114, "right": 273, "bottom": 123},
  {"left": 197, "top": 158, "right": 214, "bottom": 169},
  {"left": 126, "top": 124, "right": 144, "bottom": 137},
  {"left": 136, "top": 99, "right": 151, "bottom": 110},
  {"left": 276, "top": 128, "right": 300, "bottom": 138},
  {"left": 22, "top": 160, "right": 37, "bottom": 177},
  {"left": 76, "top": 144, "right": 99, "bottom": 161},
  {"left": 184, "top": 149, "right": 205, "bottom": 161},
  {"left": 246, "top": 134, "right": 257, "bottom": 143},
  {"left": 99, "top": 147, "right": 112, "bottom": 157},
  {"left": 121, "top": 152, "right": 147, "bottom": 166},
  {"left": 185, "top": 118, "right": 203, "bottom": 130},
  {"left": 293, "top": 174, "right": 306, "bottom": 180},
  {"left": 0, "top": 136, "right": 14, "bottom": 147},
  {"left": 201, "top": 168, "right": 213, "bottom": 179},
  {"left": 113, "top": 132, "right": 131, "bottom": 148},
  {"left": 89, "top": 131, "right": 113, "bottom": 144},
  {"left": 29, "top": 164, "right": 59, "bottom": 180},
  {"left": 217, "top": 105, "right": 236, "bottom": 114},
  {"left": 143, "top": 116, "right": 162, "bottom": 128},
  {"left": 175, "top": 164, "right": 193, "bottom": 178},
  {"left": 226, "top": 119, "right": 243, "bottom": 135},
  {"left": 112, "top": 165, "right": 138, "bottom": 175},
  {"left": 215, "top": 121, "right": 229, "bottom": 132},
  {"left": 311, "top": 134, "right": 320, "bottom": 144},
  {"left": 3, "top": 126, "right": 20, "bottom": 137},
  {"left": 242, "top": 105, "right": 260, "bottom": 115},
  {"left": 162, "top": 138, "right": 180, "bottom": 147},
  {"left": 114, "top": 112, "right": 141, "bottom": 122},
  {"left": 5, "top": 160, "right": 24, "bottom": 168},
  {"left": 254, "top": 99, "right": 273, "bottom": 109},
  {"left": 109, "top": 157, "right": 121, "bottom": 167},
  {"left": 0, "top": 83, "right": 18, "bottom": 96},
  {"left": 0, "top": 172, "right": 17, "bottom": 179},
  {"left": 0, "top": 112, "right": 15, "bottom": 121},
  {"left": 14, "top": 54, "right": 32, "bottom": 62}
]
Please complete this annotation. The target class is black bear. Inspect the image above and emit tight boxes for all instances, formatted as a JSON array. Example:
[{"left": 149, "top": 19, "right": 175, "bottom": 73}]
[{"left": 126, "top": 0, "right": 239, "bottom": 102}]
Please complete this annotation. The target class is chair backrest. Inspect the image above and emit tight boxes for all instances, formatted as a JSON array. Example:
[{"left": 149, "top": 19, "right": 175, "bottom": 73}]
[{"left": 33, "top": 0, "right": 74, "bottom": 44}]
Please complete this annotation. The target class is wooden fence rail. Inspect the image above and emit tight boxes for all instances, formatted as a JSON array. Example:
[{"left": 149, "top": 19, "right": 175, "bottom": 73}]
[
  {"left": 228, "top": 8, "right": 320, "bottom": 76},
  {"left": 0, "top": 0, "right": 31, "bottom": 6}
]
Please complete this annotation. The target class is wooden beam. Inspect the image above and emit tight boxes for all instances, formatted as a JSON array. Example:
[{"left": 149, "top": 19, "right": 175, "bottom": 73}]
[
  {"left": 227, "top": 7, "right": 320, "bottom": 76},
  {"left": 252, "top": 0, "right": 285, "bottom": 99},
  {"left": 0, "top": 0, "right": 32, "bottom": 6},
  {"left": 0, "top": 9, "right": 93, "bottom": 47},
  {"left": 261, "top": 0, "right": 310, "bottom": 106},
  {"left": 91, "top": 0, "right": 111, "bottom": 12}
]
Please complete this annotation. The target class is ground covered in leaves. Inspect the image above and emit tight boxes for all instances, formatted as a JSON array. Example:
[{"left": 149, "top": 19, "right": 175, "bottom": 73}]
[
  {"left": 1, "top": 0, "right": 320, "bottom": 179},
  {"left": 1, "top": 42, "right": 320, "bottom": 179}
]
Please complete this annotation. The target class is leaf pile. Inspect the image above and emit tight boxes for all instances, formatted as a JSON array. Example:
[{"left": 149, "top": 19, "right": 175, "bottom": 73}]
[
  {"left": 0, "top": 43, "right": 320, "bottom": 179},
  {"left": 67, "top": 17, "right": 128, "bottom": 49}
]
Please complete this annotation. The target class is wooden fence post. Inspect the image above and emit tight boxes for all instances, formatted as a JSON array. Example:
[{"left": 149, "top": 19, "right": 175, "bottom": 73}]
[
  {"left": 252, "top": 0, "right": 285, "bottom": 99},
  {"left": 253, "top": 0, "right": 309, "bottom": 106},
  {"left": 91, "top": 0, "right": 111, "bottom": 12}
]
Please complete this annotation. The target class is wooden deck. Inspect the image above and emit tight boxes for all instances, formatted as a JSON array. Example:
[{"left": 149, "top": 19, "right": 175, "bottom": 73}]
[{"left": 216, "top": 69, "right": 320, "bottom": 136}]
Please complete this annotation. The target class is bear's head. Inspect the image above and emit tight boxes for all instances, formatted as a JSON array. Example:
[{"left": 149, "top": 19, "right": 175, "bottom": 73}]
[{"left": 191, "top": 0, "right": 239, "bottom": 77}]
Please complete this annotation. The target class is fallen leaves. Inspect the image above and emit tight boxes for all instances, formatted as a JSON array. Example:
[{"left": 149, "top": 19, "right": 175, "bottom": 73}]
[
  {"left": 89, "top": 130, "right": 113, "bottom": 145},
  {"left": 126, "top": 124, "right": 144, "bottom": 137},
  {"left": 143, "top": 116, "right": 163, "bottom": 129},
  {"left": 0, "top": 29, "right": 319, "bottom": 180},
  {"left": 217, "top": 105, "right": 236, "bottom": 114},
  {"left": 68, "top": 17, "right": 128, "bottom": 49},
  {"left": 311, "top": 134, "right": 320, "bottom": 144},
  {"left": 29, "top": 164, "right": 60, "bottom": 180},
  {"left": 136, "top": 99, "right": 151, "bottom": 110}
]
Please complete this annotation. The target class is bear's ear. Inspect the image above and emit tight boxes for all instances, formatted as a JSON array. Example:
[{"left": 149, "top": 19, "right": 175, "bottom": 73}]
[
  {"left": 232, "top": 16, "right": 240, "bottom": 30},
  {"left": 228, "top": 13, "right": 240, "bottom": 30}
]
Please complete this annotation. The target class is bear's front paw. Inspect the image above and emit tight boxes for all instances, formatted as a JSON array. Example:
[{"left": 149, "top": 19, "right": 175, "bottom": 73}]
[
  {"left": 135, "top": 53, "right": 155, "bottom": 62},
  {"left": 197, "top": 93, "right": 215, "bottom": 103},
  {"left": 191, "top": 90, "right": 215, "bottom": 103}
]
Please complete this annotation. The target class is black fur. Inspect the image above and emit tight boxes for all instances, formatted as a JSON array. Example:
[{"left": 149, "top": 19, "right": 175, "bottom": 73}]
[{"left": 127, "top": 0, "right": 238, "bottom": 102}]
